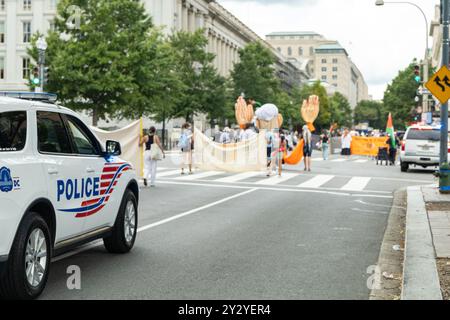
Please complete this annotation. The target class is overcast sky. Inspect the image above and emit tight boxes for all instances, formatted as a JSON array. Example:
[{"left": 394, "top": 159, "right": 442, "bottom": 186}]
[{"left": 218, "top": 0, "right": 438, "bottom": 100}]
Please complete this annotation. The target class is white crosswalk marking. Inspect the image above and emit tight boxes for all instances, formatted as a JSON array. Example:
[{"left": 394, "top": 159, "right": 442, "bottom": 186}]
[
  {"left": 354, "top": 159, "right": 368, "bottom": 163},
  {"left": 175, "top": 171, "right": 224, "bottom": 180},
  {"left": 157, "top": 169, "right": 182, "bottom": 177},
  {"left": 312, "top": 158, "right": 324, "bottom": 162},
  {"left": 298, "top": 175, "right": 334, "bottom": 188},
  {"left": 157, "top": 167, "right": 170, "bottom": 171},
  {"left": 331, "top": 159, "right": 347, "bottom": 162},
  {"left": 215, "top": 171, "right": 263, "bottom": 183},
  {"left": 254, "top": 172, "right": 298, "bottom": 185},
  {"left": 340, "top": 177, "right": 371, "bottom": 191}
]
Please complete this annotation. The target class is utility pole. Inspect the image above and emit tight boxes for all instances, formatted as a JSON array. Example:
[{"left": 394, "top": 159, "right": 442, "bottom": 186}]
[{"left": 441, "top": 0, "right": 449, "bottom": 166}]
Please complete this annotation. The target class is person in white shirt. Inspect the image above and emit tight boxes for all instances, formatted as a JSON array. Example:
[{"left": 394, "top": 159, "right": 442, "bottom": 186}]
[
  {"left": 242, "top": 123, "right": 255, "bottom": 141},
  {"left": 219, "top": 127, "right": 232, "bottom": 144},
  {"left": 341, "top": 129, "right": 352, "bottom": 156}
]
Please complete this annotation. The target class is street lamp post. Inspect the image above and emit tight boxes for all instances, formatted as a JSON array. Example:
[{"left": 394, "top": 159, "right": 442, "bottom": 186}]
[
  {"left": 36, "top": 36, "right": 48, "bottom": 93},
  {"left": 375, "top": 0, "right": 430, "bottom": 114}
]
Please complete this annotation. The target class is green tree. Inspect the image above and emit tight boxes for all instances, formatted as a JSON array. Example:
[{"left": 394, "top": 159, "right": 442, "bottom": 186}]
[
  {"left": 354, "top": 100, "right": 385, "bottom": 129},
  {"left": 329, "top": 92, "right": 352, "bottom": 128},
  {"left": 29, "top": 0, "right": 170, "bottom": 126},
  {"left": 230, "top": 42, "right": 280, "bottom": 104},
  {"left": 383, "top": 61, "right": 419, "bottom": 130},
  {"left": 169, "top": 30, "right": 227, "bottom": 123}
]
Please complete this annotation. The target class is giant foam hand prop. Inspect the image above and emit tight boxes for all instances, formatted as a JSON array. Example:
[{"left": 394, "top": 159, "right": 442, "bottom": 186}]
[
  {"left": 301, "top": 95, "right": 320, "bottom": 132},
  {"left": 235, "top": 96, "right": 254, "bottom": 128}
]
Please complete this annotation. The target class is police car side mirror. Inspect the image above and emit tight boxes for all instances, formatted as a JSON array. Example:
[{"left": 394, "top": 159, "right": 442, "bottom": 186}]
[{"left": 106, "top": 140, "right": 121, "bottom": 156}]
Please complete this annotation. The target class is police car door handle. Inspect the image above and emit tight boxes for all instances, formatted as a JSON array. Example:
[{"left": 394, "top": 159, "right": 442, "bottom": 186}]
[
  {"left": 47, "top": 168, "right": 59, "bottom": 175},
  {"left": 86, "top": 167, "right": 95, "bottom": 173}
]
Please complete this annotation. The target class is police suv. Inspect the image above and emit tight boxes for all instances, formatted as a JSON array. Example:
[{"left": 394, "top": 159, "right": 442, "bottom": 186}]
[{"left": 0, "top": 93, "right": 139, "bottom": 299}]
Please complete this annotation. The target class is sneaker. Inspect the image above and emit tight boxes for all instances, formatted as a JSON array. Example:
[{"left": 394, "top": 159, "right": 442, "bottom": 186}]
[{"left": 143, "top": 179, "right": 148, "bottom": 187}]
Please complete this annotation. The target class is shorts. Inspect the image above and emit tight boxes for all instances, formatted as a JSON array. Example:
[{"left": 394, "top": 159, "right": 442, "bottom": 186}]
[
  {"left": 267, "top": 147, "right": 272, "bottom": 160},
  {"left": 303, "top": 144, "right": 312, "bottom": 157}
]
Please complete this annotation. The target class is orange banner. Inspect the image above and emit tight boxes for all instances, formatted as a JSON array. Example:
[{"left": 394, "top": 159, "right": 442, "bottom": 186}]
[{"left": 350, "top": 137, "right": 388, "bottom": 156}]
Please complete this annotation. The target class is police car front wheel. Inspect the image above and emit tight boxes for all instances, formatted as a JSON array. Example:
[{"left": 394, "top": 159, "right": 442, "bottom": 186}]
[
  {"left": 103, "top": 190, "right": 138, "bottom": 254},
  {"left": 0, "top": 213, "right": 51, "bottom": 300}
]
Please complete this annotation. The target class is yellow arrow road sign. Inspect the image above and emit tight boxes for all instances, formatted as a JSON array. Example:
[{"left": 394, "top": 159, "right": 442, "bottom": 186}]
[{"left": 425, "top": 65, "right": 450, "bottom": 104}]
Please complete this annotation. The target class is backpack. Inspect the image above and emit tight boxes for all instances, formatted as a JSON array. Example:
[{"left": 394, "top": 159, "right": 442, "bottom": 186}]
[{"left": 178, "top": 132, "right": 189, "bottom": 149}]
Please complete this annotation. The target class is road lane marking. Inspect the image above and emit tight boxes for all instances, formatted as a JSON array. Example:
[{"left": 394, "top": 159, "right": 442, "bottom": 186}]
[
  {"left": 298, "top": 175, "right": 334, "bottom": 188},
  {"left": 175, "top": 171, "right": 223, "bottom": 180},
  {"left": 341, "top": 177, "right": 371, "bottom": 191},
  {"left": 254, "top": 172, "right": 298, "bottom": 185},
  {"left": 331, "top": 159, "right": 347, "bottom": 162},
  {"left": 53, "top": 188, "right": 259, "bottom": 262},
  {"left": 312, "top": 158, "right": 324, "bottom": 162},
  {"left": 351, "top": 208, "right": 389, "bottom": 215},
  {"left": 354, "top": 199, "right": 406, "bottom": 209},
  {"left": 215, "top": 171, "right": 263, "bottom": 183},
  {"left": 354, "top": 159, "right": 368, "bottom": 163},
  {"left": 157, "top": 169, "right": 182, "bottom": 177},
  {"left": 156, "top": 180, "right": 393, "bottom": 198}
]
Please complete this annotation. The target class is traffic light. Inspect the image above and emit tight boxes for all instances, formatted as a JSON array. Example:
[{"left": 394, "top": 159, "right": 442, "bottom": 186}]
[
  {"left": 43, "top": 67, "right": 50, "bottom": 85},
  {"left": 30, "top": 67, "right": 40, "bottom": 86},
  {"left": 414, "top": 65, "right": 421, "bottom": 83}
]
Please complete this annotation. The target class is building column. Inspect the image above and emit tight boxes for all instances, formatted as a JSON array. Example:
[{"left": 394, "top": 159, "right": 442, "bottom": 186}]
[
  {"left": 182, "top": 2, "right": 188, "bottom": 31},
  {"left": 177, "top": 0, "right": 183, "bottom": 31}
]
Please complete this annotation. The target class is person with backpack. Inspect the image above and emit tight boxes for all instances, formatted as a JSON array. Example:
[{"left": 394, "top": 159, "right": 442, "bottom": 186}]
[
  {"left": 139, "top": 126, "right": 165, "bottom": 187},
  {"left": 179, "top": 123, "right": 194, "bottom": 175}
]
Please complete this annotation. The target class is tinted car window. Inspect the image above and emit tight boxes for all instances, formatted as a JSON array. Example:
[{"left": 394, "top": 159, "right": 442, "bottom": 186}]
[
  {"left": 406, "top": 129, "right": 440, "bottom": 141},
  {"left": 0, "top": 111, "right": 27, "bottom": 152},
  {"left": 65, "top": 116, "right": 99, "bottom": 155},
  {"left": 37, "top": 111, "right": 72, "bottom": 154}
]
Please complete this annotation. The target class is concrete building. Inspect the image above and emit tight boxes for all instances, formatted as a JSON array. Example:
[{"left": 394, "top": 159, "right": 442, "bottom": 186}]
[
  {"left": 0, "top": 0, "right": 58, "bottom": 91},
  {"left": 266, "top": 31, "right": 369, "bottom": 108}
]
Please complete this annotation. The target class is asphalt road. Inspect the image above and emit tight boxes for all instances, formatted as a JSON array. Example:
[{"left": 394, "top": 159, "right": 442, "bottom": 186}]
[{"left": 40, "top": 153, "right": 435, "bottom": 300}]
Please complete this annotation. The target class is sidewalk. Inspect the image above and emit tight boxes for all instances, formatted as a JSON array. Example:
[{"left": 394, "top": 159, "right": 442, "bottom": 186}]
[{"left": 402, "top": 184, "right": 450, "bottom": 300}]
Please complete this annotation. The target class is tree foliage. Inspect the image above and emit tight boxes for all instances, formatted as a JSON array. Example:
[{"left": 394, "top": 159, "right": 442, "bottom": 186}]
[
  {"left": 230, "top": 42, "right": 280, "bottom": 104},
  {"left": 383, "top": 62, "right": 419, "bottom": 130},
  {"left": 354, "top": 100, "right": 385, "bottom": 129},
  {"left": 329, "top": 92, "right": 352, "bottom": 128}
]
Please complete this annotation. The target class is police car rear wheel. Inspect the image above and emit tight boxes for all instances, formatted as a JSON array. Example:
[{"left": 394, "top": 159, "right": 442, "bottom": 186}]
[
  {"left": 0, "top": 213, "right": 51, "bottom": 300},
  {"left": 103, "top": 190, "right": 137, "bottom": 254}
]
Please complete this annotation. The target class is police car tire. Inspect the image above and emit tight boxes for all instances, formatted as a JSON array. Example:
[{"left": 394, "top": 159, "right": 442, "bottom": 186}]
[
  {"left": 0, "top": 213, "right": 51, "bottom": 300},
  {"left": 103, "top": 190, "right": 137, "bottom": 254}
]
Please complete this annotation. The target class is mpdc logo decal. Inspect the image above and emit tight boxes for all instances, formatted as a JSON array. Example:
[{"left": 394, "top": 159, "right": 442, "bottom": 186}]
[{"left": 0, "top": 167, "right": 20, "bottom": 193}]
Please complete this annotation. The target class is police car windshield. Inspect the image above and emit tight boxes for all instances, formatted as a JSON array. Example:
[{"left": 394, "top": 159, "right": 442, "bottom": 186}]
[
  {"left": 0, "top": 111, "right": 27, "bottom": 152},
  {"left": 406, "top": 128, "right": 441, "bottom": 141}
]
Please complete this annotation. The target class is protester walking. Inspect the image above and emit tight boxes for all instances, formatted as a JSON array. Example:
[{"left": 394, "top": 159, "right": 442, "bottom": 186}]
[
  {"left": 386, "top": 133, "right": 400, "bottom": 166},
  {"left": 220, "top": 127, "right": 232, "bottom": 144},
  {"left": 321, "top": 130, "right": 330, "bottom": 160},
  {"left": 140, "top": 126, "right": 165, "bottom": 187},
  {"left": 302, "top": 125, "right": 312, "bottom": 171},
  {"left": 179, "top": 123, "right": 194, "bottom": 175},
  {"left": 341, "top": 129, "right": 352, "bottom": 156}
]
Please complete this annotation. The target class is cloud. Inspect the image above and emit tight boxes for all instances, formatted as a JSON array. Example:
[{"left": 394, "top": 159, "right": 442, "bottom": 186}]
[{"left": 217, "top": 0, "right": 437, "bottom": 100}]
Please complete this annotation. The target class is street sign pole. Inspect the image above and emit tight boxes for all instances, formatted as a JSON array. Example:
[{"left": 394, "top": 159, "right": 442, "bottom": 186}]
[{"left": 441, "top": 0, "right": 449, "bottom": 165}]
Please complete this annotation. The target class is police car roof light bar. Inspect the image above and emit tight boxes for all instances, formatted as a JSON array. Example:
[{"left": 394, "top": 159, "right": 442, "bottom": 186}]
[{"left": 0, "top": 91, "right": 58, "bottom": 103}]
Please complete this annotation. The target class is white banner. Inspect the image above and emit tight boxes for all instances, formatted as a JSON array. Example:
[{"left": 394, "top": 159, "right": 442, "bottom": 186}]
[{"left": 91, "top": 119, "right": 143, "bottom": 177}]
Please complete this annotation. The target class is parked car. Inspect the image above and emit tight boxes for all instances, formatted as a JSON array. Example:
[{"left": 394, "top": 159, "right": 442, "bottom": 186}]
[
  {"left": 0, "top": 93, "right": 139, "bottom": 299},
  {"left": 399, "top": 125, "right": 449, "bottom": 172}
]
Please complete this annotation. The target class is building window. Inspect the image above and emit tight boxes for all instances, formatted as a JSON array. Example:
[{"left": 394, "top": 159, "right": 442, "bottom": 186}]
[
  {"left": 332, "top": 75, "right": 338, "bottom": 80},
  {"left": 0, "top": 22, "right": 4, "bottom": 44},
  {"left": 321, "top": 59, "right": 327, "bottom": 64},
  {"left": 321, "top": 75, "right": 327, "bottom": 81},
  {"left": 332, "top": 67, "right": 338, "bottom": 72},
  {"left": 0, "top": 0, "right": 5, "bottom": 11},
  {"left": 321, "top": 67, "right": 327, "bottom": 72},
  {"left": 0, "top": 57, "right": 4, "bottom": 79},
  {"left": 277, "top": 47, "right": 281, "bottom": 53},
  {"left": 23, "top": 0, "right": 32, "bottom": 10},
  {"left": 299, "top": 47, "right": 303, "bottom": 56},
  {"left": 49, "top": 21, "right": 56, "bottom": 32},
  {"left": 23, "top": 22, "right": 31, "bottom": 43},
  {"left": 287, "top": 47, "right": 292, "bottom": 56},
  {"left": 333, "top": 83, "right": 338, "bottom": 87},
  {"left": 22, "top": 58, "right": 30, "bottom": 79},
  {"left": 333, "top": 58, "right": 338, "bottom": 63},
  {"left": 310, "top": 47, "right": 314, "bottom": 55}
]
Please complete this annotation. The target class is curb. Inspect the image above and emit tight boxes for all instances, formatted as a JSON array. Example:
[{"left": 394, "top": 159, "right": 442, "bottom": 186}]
[{"left": 401, "top": 186, "right": 442, "bottom": 300}]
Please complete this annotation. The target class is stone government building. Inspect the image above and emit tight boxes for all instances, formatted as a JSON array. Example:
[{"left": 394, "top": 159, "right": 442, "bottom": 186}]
[{"left": 0, "top": 0, "right": 368, "bottom": 135}]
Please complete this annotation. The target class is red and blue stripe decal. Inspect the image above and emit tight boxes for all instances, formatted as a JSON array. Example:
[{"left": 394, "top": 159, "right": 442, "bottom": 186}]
[{"left": 59, "top": 163, "right": 131, "bottom": 218}]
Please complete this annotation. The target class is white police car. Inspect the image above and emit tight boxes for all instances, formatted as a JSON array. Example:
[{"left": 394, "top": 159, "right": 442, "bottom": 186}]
[{"left": 0, "top": 93, "right": 139, "bottom": 299}]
